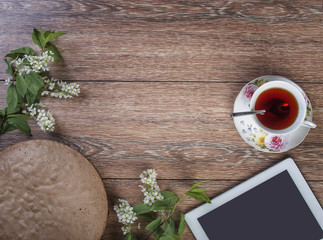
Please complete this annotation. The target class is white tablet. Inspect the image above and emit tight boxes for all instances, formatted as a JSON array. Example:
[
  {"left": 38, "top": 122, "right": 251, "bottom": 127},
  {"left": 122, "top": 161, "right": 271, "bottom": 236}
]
[{"left": 185, "top": 158, "right": 323, "bottom": 240}]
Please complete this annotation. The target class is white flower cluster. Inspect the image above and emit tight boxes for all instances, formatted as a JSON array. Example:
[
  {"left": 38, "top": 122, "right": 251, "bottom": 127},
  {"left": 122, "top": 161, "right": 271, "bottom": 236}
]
[
  {"left": 22, "top": 103, "right": 55, "bottom": 132},
  {"left": 139, "top": 169, "right": 164, "bottom": 206},
  {"left": 10, "top": 50, "right": 54, "bottom": 75},
  {"left": 114, "top": 199, "right": 138, "bottom": 235},
  {"left": 42, "top": 77, "right": 80, "bottom": 99}
]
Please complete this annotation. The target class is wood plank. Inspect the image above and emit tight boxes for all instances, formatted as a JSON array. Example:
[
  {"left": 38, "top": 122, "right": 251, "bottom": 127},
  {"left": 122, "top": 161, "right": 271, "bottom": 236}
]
[
  {"left": 102, "top": 179, "right": 323, "bottom": 239},
  {"left": 1, "top": 82, "right": 322, "bottom": 181},
  {"left": 0, "top": 0, "right": 322, "bottom": 82},
  {"left": 0, "top": 0, "right": 321, "bottom": 20},
  {"left": 0, "top": 1, "right": 322, "bottom": 239}
]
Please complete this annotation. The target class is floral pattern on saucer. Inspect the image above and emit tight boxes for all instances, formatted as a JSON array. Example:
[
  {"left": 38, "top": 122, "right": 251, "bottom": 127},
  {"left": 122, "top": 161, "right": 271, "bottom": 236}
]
[
  {"left": 233, "top": 75, "right": 314, "bottom": 153},
  {"left": 239, "top": 120, "right": 288, "bottom": 152},
  {"left": 265, "top": 135, "right": 287, "bottom": 151}
]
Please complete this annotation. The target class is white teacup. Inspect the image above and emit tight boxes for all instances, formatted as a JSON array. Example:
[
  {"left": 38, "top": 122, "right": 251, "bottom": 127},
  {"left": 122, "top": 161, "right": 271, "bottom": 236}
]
[{"left": 250, "top": 80, "right": 316, "bottom": 135}]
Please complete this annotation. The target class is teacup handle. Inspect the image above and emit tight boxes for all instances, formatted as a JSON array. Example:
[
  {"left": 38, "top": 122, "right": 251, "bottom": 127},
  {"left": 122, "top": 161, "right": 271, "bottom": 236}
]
[{"left": 302, "top": 120, "right": 316, "bottom": 128}]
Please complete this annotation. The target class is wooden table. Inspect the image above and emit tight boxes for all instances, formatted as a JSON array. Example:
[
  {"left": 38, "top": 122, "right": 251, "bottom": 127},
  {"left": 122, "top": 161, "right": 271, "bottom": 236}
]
[{"left": 0, "top": 1, "right": 322, "bottom": 239}]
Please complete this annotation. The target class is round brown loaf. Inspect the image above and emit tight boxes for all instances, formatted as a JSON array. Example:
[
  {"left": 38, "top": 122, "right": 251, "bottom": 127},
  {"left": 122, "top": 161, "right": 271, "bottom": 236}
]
[{"left": 0, "top": 140, "right": 108, "bottom": 240}]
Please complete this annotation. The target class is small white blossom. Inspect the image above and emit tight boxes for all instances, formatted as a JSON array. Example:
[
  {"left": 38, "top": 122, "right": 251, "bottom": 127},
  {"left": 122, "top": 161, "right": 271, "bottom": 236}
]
[
  {"left": 4, "top": 78, "right": 12, "bottom": 86},
  {"left": 49, "top": 82, "right": 55, "bottom": 90},
  {"left": 14, "top": 58, "right": 24, "bottom": 66},
  {"left": 41, "top": 90, "right": 50, "bottom": 96},
  {"left": 121, "top": 226, "right": 131, "bottom": 235},
  {"left": 41, "top": 77, "right": 80, "bottom": 99},
  {"left": 33, "top": 61, "right": 43, "bottom": 71},
  {"left": 139, "top": 169, "right": 163, "bottom": 206},
  {"left": 114, "top": 199, "right": 137, "bottom": 235},
  {"left": 36, "top": 109, "right": 55, "bottom": 132},
  {"left": 23, "top": 103, "right": 55, "bottom": 132}
]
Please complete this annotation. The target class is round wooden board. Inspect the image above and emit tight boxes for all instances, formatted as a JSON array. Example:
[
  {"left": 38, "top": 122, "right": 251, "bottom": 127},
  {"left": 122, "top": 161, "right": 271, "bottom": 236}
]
[{"left": 0, "top": 140, "right": 108, "bottom": 240}]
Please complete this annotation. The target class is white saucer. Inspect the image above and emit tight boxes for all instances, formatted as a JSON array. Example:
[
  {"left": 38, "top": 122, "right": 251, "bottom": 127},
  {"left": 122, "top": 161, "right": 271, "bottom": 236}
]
[{"left": 233, "top": 75, "right": 314, "bottom": 153}]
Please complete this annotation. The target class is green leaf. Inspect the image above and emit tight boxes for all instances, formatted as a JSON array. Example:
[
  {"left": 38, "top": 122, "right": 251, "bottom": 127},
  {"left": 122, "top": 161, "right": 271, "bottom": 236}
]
[
  {"left": 185, "top": 181, "right": 211, "bottom": 203},
  {"left": 44, "top": 31, "right": 66, "bottom": 45},
  {"left": 151, "top": 199, "right": 173, "bottom": 211},
  {"left": 16, "top": 75, "right": 27, "bottom": 97},
  {"left": 160, "top": 234, "right": 181, "bottom": 240},
  {"left": 17, "top": 91, "right": 24, "bottom": 104},
  {"left": 25, "top": 72, "right": 43, "bottom": 95},
  {"left": 161, "top": 191, "right": 179, "bottom": 200},
  {"left": 5, "top": 106, "right": 20, "bottom": 115},
  {"left": 145, "top": 216, "right": 161, "bottom": 232},
  {"left": 6, "top": 85, "right": 18, "bottom": 113},
  {"left": 161, "top": 218, "right": 175, "bottom": 235},
  {"left": 25, "top": 77, "right": 40, "bottom": 95},
  {"left": 188, "top": 188, "right": 205, "bottom": 193},
  {"left": 7, "top": 116, "right": 31, "bottom": 135},
  {"left": 189, "top": 181, "right": 206, "bottom": 191},
  {"left": 44, "top": 30, "right": 52, "bottom": 38},
  {"left": 32, "top": 28, "right": 43, "bottom": 48},
  {"left": 34, "top": 90, "right": 42, "bottom": 103},
  {"left": 137, "top": 212, "right": 154, "bottom": 220},
  {"left": 4, "top": 53, "right": 18, "bottom": 59},
  {"left": 133, "top": 203, "right": 154, "bottom": 219},
  {"left": 5, "top": 124, "right": 17, "bottom": 132},
  {"left": 124, "top": 233, "right": 137, "bottom": 240},
  {"left": 133, "top": 203, "right": 151, "bottom": 215},
  {"left": 39, "top": 26, "right": 45, "bottom": 46},
  {"left": 0, "top": 110, "right": 24, "bottom": 134},
  {"left": 150, "top": 191, "right": 179, "bottom": 211},
  {"left": 29, "top": 72, "right": 44, "bottom": 87},
  {"left": 159, "top": 236, "right": 172, "bottom": 240},
  {"left": 7, "top": 114, "right": 32, "bottom": 121},
  {"left": 46, "top": 43, "right": 63, "bottom": 61},
  {"left": 185, "top": 190, "right": 211, "bottom": 203},
  {"left": 4, "top": 59, "right": 13, "bottom": 75},
  {"left": 161, "top": 191, "right": 179, "bottom": 207},
  {"left": 9, "top": 47, "right": 35, "bottom": 56},
  {"left": 26, "top": 89, "right": 37, "bottom": 105},
  {"left": 178, "top": 211, "right": 185, "bottom": 236},
  {"left": 0, "top": 121, "right": 18, "bottom": 134}
]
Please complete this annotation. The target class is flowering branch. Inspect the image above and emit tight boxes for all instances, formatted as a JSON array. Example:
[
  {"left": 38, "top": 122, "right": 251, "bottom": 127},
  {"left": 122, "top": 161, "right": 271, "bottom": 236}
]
[
  {"left": 0, "top": 27, "right": 80, "bottom": 135},
  {"left": 42, "top": 77, "right": 80, "bottom": 99},
  {"left": 114, "top": 199, "right": 138, "bottom": 236},
  {"left": 114, "top": 169, "right": 211, "bottom": 240}
]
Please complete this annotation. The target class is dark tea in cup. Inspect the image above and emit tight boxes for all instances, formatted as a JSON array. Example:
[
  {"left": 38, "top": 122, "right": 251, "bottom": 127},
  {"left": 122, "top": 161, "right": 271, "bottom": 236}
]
[
  {"left": 250, "top": 80, "right": 315, "bottom": 134},
  {"left": 255, "top": 88, "right": 298, "bottom": 130}
]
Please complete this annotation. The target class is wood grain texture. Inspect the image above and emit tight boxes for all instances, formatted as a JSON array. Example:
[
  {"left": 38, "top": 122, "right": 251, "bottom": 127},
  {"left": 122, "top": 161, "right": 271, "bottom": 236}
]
[
  {"left": 0, "top": 0, "right": 322, "bottom": 82},
  {"left": 1, "top": 82, "right": 322, "bottom": 181},
  {"left": 0, "top": 1, "right": 322, "bottom": 239}
]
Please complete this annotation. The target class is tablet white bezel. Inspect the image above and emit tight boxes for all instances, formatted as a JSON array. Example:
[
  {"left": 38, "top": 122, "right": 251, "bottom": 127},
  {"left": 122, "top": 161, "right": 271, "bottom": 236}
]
[{"left": 185, "top": 158, "right": 323, "bottom": 240}]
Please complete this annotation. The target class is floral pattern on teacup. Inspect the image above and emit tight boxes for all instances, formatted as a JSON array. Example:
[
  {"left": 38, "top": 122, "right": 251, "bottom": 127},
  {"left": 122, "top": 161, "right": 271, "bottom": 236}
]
[
  {"left": 305, "top": 98, "right": 312, "bottom": 121},
  {"left": 293, "top": 86, "right": 312, "bottom": 122},
  {"left": 240, "top": 120, "right": 288, "bottom": 152},
  {"left": 241, "top": 84, "right": 257, "bottom": 104}
]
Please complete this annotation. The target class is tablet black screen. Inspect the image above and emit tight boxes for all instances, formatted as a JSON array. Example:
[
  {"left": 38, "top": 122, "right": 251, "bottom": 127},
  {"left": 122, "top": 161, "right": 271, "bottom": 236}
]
[{"left": 198, "top": 170, "right": 323, "bottom": 240}]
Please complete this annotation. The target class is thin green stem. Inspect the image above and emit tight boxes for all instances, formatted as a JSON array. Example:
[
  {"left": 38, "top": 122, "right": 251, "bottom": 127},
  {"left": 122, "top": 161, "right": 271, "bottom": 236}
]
[
  {"left": 164, "top": 195, "right": 185, "bottom": 222},
  {"left": 143, "top": 194, "right": 186, "bottom": 240},
  {"left": 0, "top": 114, "right": 6, "bottom": 130}
]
